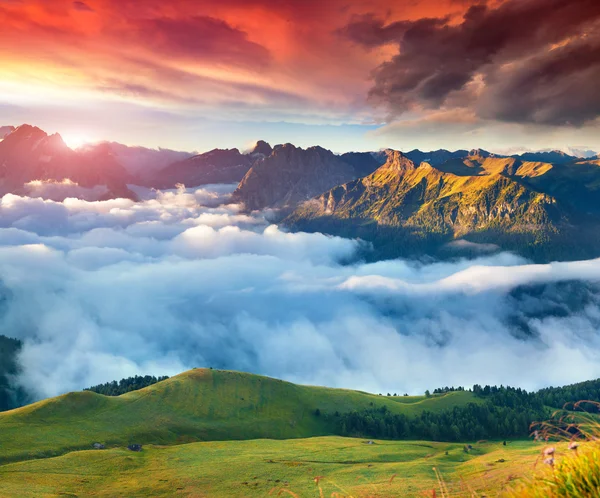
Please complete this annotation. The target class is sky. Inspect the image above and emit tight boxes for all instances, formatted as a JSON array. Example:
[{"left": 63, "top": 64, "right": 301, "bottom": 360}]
[
  {"left": 4, "top": 184, "right": 600, "bottom": 399},
  {"left": 1, "top": 0, "right": 600, "bottom": 153}
]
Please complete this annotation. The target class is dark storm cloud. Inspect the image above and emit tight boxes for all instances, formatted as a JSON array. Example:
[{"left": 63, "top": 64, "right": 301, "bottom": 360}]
[
  {"left": 338, "top": 14, "right": 443, "bottom": 49},
  {"left": 342, "top": 0, "right": 600, "bottom": 126},
  {"left": 478, "top": 34, "right": 600, "bottom": 126}
]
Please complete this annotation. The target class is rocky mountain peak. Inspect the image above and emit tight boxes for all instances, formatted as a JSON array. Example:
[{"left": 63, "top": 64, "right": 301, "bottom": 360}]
[
  {"left": 379, "top": 149, "right": 416, "bottom": 173},
  {"left": 45, "top": 132, "right": 69, "bottom": 151},
  {"left": 0, "top": 124, "right": 70, "bottom": 157},
  {"left": 250, "top": 140, "right": 273, "bottom": 157},
  {"left": 468, "top": 148, "right": 492, "bottom": 158},
  {"left": 202, "top": 148, "right": 243, "bottom": 162},
  {"left": 5, "top": 124, "right": 47, "bottom": 142}
]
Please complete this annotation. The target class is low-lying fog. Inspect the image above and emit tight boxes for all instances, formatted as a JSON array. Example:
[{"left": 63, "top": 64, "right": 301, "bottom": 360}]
[{"left": 1, "top": 184, "right": 600, "bottom": 399}]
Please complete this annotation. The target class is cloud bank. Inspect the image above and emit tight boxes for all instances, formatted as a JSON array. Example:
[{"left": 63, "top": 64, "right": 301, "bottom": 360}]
[{"left": 1, "top": 185, "right": 600, "bottom": 400}]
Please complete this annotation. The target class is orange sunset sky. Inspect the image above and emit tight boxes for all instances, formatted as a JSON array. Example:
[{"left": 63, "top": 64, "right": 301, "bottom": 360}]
[{"left": 1, "top": 0, "right": 599, "bottom": 153}]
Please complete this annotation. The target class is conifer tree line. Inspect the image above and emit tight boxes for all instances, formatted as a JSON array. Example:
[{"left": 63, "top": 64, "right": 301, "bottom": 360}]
[
  {"left": 0, "top": 335, "right": 26, "bottom": 411},
  {"left": 328, "top": 380, "right": 600, "bottom": 442},
  {"left": 85, "top": 375, "right": 170, "bottom": 396}
]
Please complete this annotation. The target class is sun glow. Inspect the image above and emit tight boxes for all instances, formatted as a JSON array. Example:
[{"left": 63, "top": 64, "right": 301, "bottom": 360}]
[{"left": 62, "top": 133, "right": 94, "bottom": 149}]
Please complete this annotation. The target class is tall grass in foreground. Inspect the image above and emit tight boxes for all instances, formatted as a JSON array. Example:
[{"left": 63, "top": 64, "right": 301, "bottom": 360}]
[{"left": 504, "top": 401, "right": 600, "bottom": 497}]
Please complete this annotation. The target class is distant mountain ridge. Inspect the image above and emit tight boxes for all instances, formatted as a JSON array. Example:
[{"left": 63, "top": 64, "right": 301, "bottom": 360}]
[
  {"left": 516, "top": 150, "right": 578, "bottom": 164},
  {"left": 89, "top": 142, "right": 193, "bottom": 179},
  {"left": 0, "top": 125, "right": 136, "bottom": 200},
  {"left": 150, "top": 147, "right": 252, "bottom": 189},
  {"left": 232, "top": 143, "right": 381, "bottom": 211},
  {"left": 0, "top": 125, "right": 255, "bottom": 199},
  {"left": 403, "top": 148, "right": 469, "bottom": 166},
  {"left": 3, "top": 123, "right": 600, "bottom": 260}
]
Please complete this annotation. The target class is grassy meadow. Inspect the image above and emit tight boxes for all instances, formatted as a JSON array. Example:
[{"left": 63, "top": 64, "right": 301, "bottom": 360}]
[{"left": 0, "top": 436, "right": 546, "bottom": 497}]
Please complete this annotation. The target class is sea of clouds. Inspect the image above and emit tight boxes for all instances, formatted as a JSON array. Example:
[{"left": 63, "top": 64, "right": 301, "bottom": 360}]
[{"left": 1, "top": 184, "right": 600, "bottom": 400}]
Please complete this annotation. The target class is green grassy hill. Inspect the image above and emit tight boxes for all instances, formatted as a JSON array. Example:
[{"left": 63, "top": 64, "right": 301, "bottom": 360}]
[
  {"left": 3, "top": 370, "right": 599, "bottom": 496},
  {"left": 0, "top": 369, "right": 477, "bottom": 465}
]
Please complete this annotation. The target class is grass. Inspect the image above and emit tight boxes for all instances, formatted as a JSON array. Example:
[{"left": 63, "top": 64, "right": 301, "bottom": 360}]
[
  {"left": 0, "top": 369, "right": 478, "bottom": 465},
  {"left": 504, "top": 442, "right": 600, "bottom": 498},
  {"left": 502, "top": 403, "right": 600, "bottom": 497},
  {"left": 0, "top": 436, "right": 544, "bottom": 497}
]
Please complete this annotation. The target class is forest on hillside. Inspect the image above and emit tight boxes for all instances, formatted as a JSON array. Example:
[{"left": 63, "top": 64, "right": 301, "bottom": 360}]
[
  {"left": 329, "top": 381, "right": 600, "bottom": 442},
  {"left": 85, "top": 375, "right": 170, "bottom": 396}
]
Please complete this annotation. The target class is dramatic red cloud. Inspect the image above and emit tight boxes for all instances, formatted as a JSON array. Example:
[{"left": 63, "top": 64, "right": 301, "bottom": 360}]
[{"left": 0, "top": 0, "right": 479, "bottom": 120}]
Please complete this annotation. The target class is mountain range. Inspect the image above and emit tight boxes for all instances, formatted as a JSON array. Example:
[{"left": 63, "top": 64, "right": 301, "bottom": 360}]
[
  {"left": 0, "top": 125, "right": 254, "bottom": 201},
  {"left": 231, "top": 143, "right": 382, "bottom": 211},
  {"left": 233, "top": 144, "right": 600, "bottom": 261},
  {"left": 151, "top": 147, "right": 252, "bottom": 189},
  {"left": 2, "top": 124, "right": 600, "bottom": 261},
  {"left": 287, "top": 151, "right": 600, "bottom": 261},
  {"left": 0, "top": 125, "right": 136, "bottom": 200}
]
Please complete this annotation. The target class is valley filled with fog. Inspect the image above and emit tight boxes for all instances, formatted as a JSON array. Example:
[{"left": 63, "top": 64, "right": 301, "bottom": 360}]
[{"left": 1, "top": 184, "right": 600, "bottom": 401}]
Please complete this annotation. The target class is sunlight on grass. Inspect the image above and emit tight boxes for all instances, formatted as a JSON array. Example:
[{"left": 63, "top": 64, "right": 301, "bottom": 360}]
[{"left": 502, "top": 402, "right": 600, "bottom": 497}]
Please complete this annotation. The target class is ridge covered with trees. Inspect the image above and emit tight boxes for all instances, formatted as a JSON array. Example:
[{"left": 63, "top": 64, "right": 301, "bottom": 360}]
[
  {"left": 329, "top": 380, "right": 600, "bottom": 442},
  {"left": 84, "top": 375, "right": 169, "bottom": 396}
]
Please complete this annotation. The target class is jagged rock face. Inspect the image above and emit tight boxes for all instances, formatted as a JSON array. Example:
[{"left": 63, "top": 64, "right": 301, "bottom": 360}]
[
  {"left": 150, "top": 148, "right": 251, "bottom": 189},
  {"left": 233, "top": 144, "right": 381, "bottom": 211},
  {"left": 409, "top": 175, "right": 559, "bottom": 236},
  {"left": 286, "top": 151, "right": 575, "bottom": 259},
  {"left": 372, "top": 150, "right": 416, "bottom": 177},
  {"left": 301, "top": 153, "right": 557, "bottom": 233},
  {"left": 0, "top": 125, "right": 136, "bottom": 200}
]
